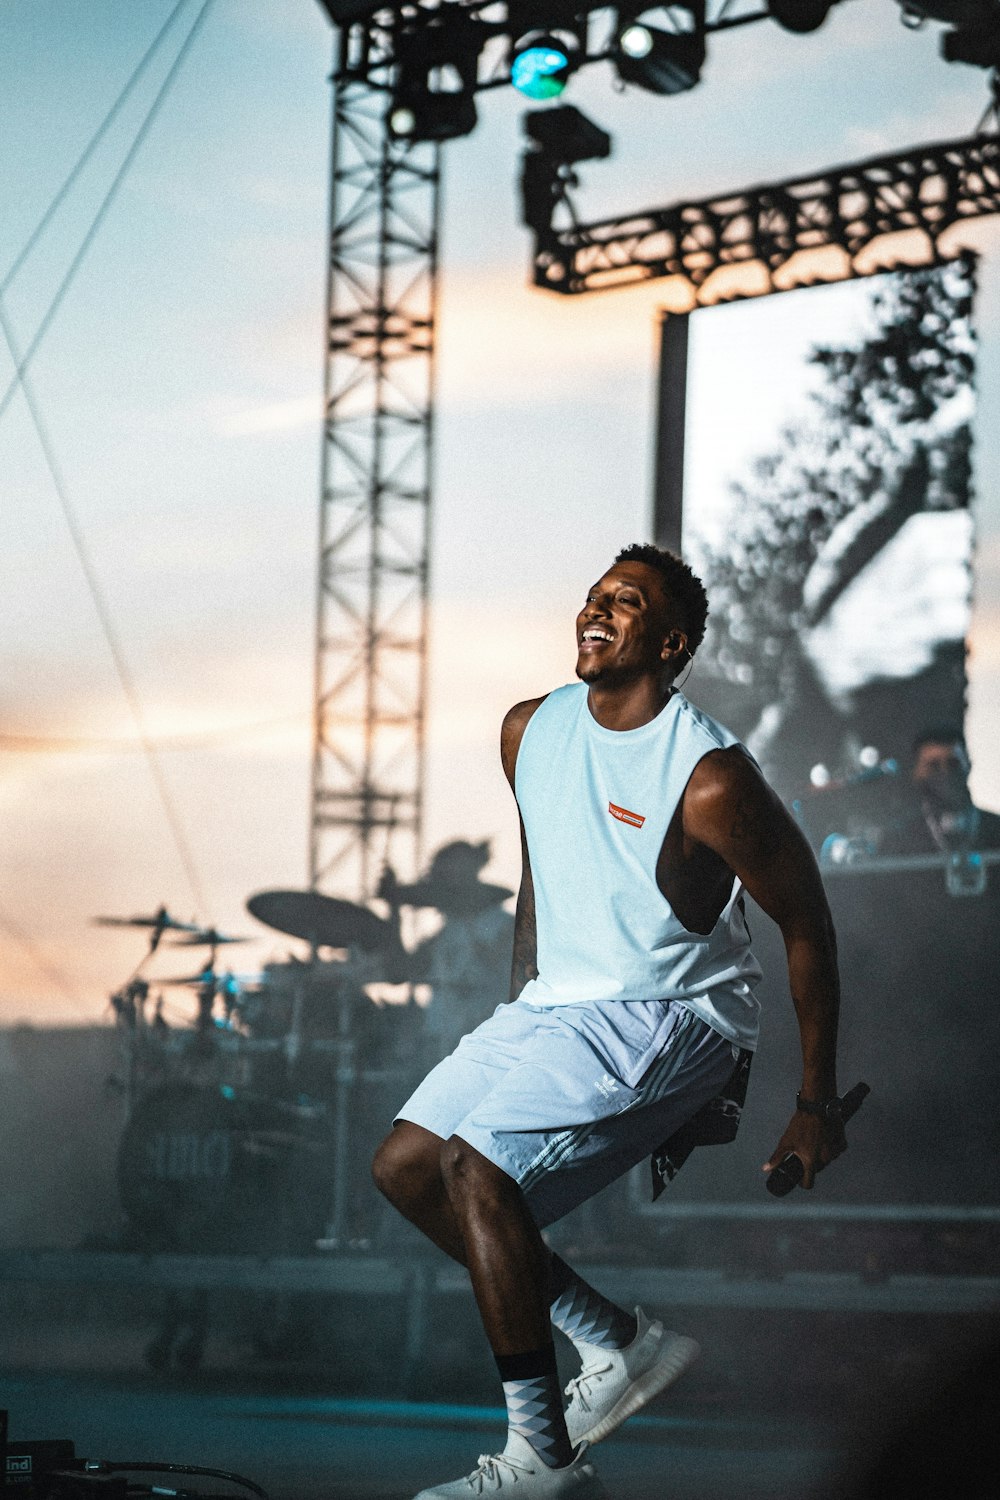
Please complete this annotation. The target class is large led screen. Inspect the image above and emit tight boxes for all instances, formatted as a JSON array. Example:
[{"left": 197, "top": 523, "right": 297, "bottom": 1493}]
[{"left": 682, "top": 258, "right": 976, "bottom": 848}]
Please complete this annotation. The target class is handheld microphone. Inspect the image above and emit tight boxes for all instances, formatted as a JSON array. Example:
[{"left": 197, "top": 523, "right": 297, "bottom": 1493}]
[{"left": 765, "top": 1081, "right": 870, "bottom": 1197}]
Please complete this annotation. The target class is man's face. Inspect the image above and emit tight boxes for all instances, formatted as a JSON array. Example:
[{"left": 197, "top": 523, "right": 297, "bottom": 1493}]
[
  {"left": 575, "top": 561, "right": 683, "bottom": 686},
  {"left": 912, "top": 740, "right": 972, "bottom": 812}
]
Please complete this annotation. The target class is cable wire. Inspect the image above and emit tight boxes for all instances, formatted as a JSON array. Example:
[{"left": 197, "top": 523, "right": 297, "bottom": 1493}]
[
  {"left": 0, "top": 0, "right": 218, "bottom": 428},
  {"left": 0, "top": 905, "right": 88, "bottom": 1012},
  {"left": 0, "top": 0, "right": 220, "bottom": 919},
  {"left": 81, "top": 1462, "right": 267, "bottom": 1500},
  {"left": 0, "top": 304, "right": 210, "bottom": 919},
  {"left": 0, "top": 0, "right": 192, "bottom": 297}
]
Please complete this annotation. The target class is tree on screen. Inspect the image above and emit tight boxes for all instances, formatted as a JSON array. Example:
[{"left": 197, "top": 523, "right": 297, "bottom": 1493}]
[{"left": 692, "top": 255, "right": 976, "bottom": 805}]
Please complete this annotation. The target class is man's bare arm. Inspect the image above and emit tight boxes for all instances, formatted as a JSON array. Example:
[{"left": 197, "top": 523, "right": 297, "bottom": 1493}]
[
  {"left": 684, "top": 747, "right": 844, "bottom": 1189},
  {"left": 501, "top": 698, "right": 545, "bottom": 1002}
]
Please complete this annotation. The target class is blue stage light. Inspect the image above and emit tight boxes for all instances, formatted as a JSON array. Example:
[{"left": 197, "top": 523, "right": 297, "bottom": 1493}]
[{"left": 511, "top": 33, "right": 574, "bottom": 99}]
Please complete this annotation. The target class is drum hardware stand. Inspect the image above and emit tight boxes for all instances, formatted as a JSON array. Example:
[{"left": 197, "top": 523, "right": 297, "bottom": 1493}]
[
  {"left": 276, "top": 921, "right": 361, "bottom": 1250},
  {"left": 284, "top": 972, "right": 306, "bottom": 1071},
  {"left": 322, "top": 974, "right": 358, "bottom": 1248}
]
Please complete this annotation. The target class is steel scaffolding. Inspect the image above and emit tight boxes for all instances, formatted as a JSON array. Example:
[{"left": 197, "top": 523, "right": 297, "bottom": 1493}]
[
  {"left": 526, "top": 130, "right": 1000, "bottom": 296},
  {"left": 309, "top": 56, "right": 440, "bottom": 897}
]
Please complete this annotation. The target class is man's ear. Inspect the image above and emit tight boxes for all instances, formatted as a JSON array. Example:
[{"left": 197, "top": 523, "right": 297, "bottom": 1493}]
[{"left": 661, "top": 630, "right": 688, "bottom": 660}]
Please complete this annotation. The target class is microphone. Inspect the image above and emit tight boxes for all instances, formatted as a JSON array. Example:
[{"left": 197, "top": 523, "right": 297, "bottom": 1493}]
[{"left": 766, "top": 1081, "right": 871, "bottom": 1197}]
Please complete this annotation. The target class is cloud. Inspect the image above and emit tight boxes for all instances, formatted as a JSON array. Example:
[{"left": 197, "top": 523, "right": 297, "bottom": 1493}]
[
  {"left": 436, "top": 267, "right": 667, "bottom": 410},
  {"left": 841, "top": 95, "right": 981, "bottom": 160},
  {"left": 213, "top": 392, "right": 322, "bottom": 437},
  {"left": 0, "top": 596, "right": 567, "bottom": 1024}
]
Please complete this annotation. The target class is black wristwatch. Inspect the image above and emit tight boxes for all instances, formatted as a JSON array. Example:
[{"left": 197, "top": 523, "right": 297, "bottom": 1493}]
[{"left": 796, "top": 1091, "right": 845, "bottom": 1124}]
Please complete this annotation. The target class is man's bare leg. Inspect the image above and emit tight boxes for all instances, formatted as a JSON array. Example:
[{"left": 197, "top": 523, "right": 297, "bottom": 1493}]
[
  {"left": 438, "top": 1134, "right": 551, "bottom": 1353},
  {"left": 438, "top": 1133, "right": 574, "bottom": 1469},
  {"left": 373, "top": 1122, "right": 681, "bottom": 1467},
  {"left": 371, "top": 1122, "right": 468, "bottom": 1263},
  {"left": 374, "top": 1123, "right": 636, "bottom": 1357}
]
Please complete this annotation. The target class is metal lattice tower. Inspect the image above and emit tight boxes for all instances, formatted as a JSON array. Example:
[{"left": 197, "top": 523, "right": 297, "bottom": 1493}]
[{"left": 310, "top": 55, "right": 440, "bottom": 898}]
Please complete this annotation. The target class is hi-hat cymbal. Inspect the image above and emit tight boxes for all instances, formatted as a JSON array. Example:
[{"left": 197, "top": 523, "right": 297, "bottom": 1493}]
[
  {"left": 169, "top": 927, "right": 249, "bottom": 948},
  {"left": 246, "top": 889, "right": 389, "bottom": 951}
]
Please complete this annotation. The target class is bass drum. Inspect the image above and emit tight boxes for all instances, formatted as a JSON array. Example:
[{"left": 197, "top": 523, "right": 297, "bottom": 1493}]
[{"left": 118, "top": 1083, "right": 334, "bottom": 1254}]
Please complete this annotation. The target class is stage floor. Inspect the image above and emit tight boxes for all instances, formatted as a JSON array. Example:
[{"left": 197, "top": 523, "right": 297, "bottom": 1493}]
[{"left": 6, "top": 1367, "right": 836, "bottom": 1500}]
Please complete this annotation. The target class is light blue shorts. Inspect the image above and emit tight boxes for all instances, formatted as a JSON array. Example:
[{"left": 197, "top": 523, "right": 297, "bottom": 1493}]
[{"left": 395, "top": 997, "right": 738, "bottom": 1227}]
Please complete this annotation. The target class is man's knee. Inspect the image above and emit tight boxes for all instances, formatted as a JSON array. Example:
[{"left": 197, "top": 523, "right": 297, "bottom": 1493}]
[
  {"left": 371, "top": 1123, "right": 441, "bottom": 1209},
  {"left": 440, "top": 1134, "right": 515, "bottom": 1207}
]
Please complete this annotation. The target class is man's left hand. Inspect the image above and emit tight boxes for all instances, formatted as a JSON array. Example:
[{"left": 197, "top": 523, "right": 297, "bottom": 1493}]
[{"left": 763, "top": 1109, "right": 846, "bottom": 1191}]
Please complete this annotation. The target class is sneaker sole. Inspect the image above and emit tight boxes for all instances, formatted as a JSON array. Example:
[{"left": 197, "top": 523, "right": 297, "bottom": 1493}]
[{"left": 574, "top": 1333, "right": 701, "bottom": 1445}]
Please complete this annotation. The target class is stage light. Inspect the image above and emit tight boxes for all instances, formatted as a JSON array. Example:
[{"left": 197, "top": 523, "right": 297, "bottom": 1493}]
[
  {"left": 388, "top": 90, "right": 478, "bottom": 142},
  {"left": 941, "top": 22, "right": 1000, "bottom": 67},
  {"left": 619, "top": 22, "right": 655, "bottom": 57},
  {"left": 511, "top": 31, "right": 578, "bottom": 99},
  {"left": 613, "top": 11, "right": 706, "bottom": 94},
  {"left": 521, "top": 106, "right": 612, "bottom": 257},
  {"left": 523, "top": 104, "right": 612, "bottom": 165},
  {"left": 386, "top": 9, "right": 484, "bottom": 143},
  {"left": 767, "top": 0, "right": 835, "bottom": 32}
]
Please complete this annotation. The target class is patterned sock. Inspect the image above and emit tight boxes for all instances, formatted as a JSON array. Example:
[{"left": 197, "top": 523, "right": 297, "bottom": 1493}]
[
  {"left": 495, "top": 1344, "right": 574, "bottom": 1469},
  {"left": 548, "top": 1253, "right": 638, "bottom": 1351}
]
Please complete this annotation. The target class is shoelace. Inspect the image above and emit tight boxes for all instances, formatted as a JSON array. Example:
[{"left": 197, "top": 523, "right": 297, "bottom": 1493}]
[
  {"left": 564, "top": 1358, "right": 614, "bottom": 1412},
  {"left": 464, "top": 1450, "right": 535, "bottom": 1492}
]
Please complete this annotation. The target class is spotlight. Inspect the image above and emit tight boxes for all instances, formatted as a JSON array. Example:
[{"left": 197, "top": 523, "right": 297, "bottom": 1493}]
[
  {"left": 941, "top": 22, "right": 1000, "bottom": 67},
  {"left": 521, "top": 105, "right": 612, "bottom": 254},
  {"left": 613, "top": 12, "right": 706, "bottom": 95},
  {"left": 387, "top": 9, "right": 484, "bottom": 143},
  {"left": 767, "top": 0, "right": 835, "bottom": 32},
  {"left": 511, "top": 30, "right": 578, "bottom": 99},
  {"left": 388, "top": 91, "right": 478, "bottom": 142},
  {"left": 523, "top": 104, "right": 612, "bottom": 165}
]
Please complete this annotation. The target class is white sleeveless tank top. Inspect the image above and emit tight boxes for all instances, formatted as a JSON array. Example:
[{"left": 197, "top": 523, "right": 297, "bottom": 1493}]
[{"left": 514, "top": 682, "right": 762, "bottom": 1049}]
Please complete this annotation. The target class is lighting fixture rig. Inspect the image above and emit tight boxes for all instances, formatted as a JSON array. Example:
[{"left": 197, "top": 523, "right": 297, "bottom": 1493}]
[
  {"left": 335, "top": 1, "right": 847, "bottom": 139},
  {"left": 309, "top": 0, "right": 845, "bottom": 897},
  {"left": 517, "top": 1, "right": 1000, "bottom": 284}
]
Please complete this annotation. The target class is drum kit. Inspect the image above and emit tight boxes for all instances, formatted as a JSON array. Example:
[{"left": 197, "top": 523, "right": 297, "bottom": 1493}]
[{"left": 104, "top": 888, "right": 423, "bottom": 1255}]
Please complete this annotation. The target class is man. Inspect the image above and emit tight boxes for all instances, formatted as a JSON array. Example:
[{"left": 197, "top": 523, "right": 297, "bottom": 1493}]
[
  {"left": 879, "top": 726, "right": 1000, "bottom": 857},
  {"left": 384, "top": 840, "right": 515, "bottom": 1063},
  {"left": 373, "top": 544, "right": 846, "bottom": 1499}
]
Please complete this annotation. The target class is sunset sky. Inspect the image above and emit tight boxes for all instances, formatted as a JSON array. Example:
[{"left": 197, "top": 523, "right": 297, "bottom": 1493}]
[{"left": 2, "top": 0, "right": 998, "bottom": 1025}]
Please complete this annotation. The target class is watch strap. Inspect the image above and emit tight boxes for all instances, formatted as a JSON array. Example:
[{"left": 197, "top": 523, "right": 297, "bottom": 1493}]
[{"left": 796, "top": 1091, "right": 844, "bottom": 1122}]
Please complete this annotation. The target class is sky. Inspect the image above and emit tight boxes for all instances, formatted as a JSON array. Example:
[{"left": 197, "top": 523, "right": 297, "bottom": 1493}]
[{"left": 1, "top": 0, "right": 998, "bottom": 1025}]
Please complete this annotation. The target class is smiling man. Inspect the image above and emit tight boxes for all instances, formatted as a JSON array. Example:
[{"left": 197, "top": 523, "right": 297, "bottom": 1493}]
[{"left": 373, "top": 542, "right": 845, "bottom": 1500}]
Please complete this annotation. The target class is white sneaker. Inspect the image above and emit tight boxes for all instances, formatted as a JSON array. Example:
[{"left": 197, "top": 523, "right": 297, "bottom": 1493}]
[
  {"left": 412, "top": 1430, "right": 608, "bottom": 1498},
  {"left": 564, "top": 1307, "right": 700, "bottom": 1446}
]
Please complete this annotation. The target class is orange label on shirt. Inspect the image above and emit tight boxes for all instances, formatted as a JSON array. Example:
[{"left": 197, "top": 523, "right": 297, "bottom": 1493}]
[{"left": 609, "top": 802, "right": 645, "bottom": 829}]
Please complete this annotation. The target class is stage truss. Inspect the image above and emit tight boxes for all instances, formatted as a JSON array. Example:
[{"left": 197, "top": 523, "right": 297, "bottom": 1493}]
[
  {"left": 528, "top": 131, "right": 1000, "bottom": 298},
  {"left": 310, "top": 66, "right": 439, "bottom": 897}
]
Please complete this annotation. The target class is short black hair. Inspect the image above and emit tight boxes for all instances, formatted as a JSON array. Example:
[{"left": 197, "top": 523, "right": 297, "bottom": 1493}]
[
  {"left": 912, "top": 725, "right": 966, "bottom": 754},
  {"left": 614, "top": 542, "right": 709, "bottom": 655}
]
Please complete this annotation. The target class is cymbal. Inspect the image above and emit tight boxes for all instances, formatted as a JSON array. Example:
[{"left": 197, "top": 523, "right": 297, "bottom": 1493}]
[
  {"left": 246, "top": 889, "right": 389, "bottom": 951},
  {"left": 94, "top": 906, "right": 201, "bottom": 934},
  {"left": 169, "top": 927, "right": 249, "bottom": 948},
  {"left": 393, "top": 877, "right": 514, "bottom": 914}
]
